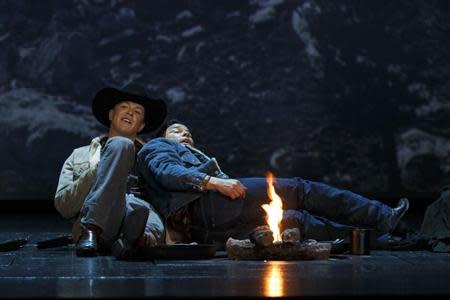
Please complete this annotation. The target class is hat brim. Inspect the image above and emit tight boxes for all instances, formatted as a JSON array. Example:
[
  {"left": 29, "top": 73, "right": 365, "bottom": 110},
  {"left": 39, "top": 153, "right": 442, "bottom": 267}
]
[{"left": 92, "top": 87, "right": 167, "bottom": 133}]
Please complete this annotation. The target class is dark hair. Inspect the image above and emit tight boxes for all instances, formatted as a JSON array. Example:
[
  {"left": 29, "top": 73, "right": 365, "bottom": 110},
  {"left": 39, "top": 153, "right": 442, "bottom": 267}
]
[{"left": 153, "top": 118, "right": 190, "bottom": 138}]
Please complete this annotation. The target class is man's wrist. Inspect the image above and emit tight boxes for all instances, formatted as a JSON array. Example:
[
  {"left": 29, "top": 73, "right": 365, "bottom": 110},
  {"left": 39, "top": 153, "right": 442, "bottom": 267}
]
[{"left": 201, "top": 175, "right": 212, "bottom": 191}]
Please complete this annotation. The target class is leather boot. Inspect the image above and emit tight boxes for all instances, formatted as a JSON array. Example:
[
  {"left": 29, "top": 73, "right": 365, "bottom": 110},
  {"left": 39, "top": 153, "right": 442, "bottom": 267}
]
[
  {"left": 76, "top": 224, "right": 101, "bottom": 257},
  {"left": 390, "top": 198, "right": 410, "bottom": 233}
]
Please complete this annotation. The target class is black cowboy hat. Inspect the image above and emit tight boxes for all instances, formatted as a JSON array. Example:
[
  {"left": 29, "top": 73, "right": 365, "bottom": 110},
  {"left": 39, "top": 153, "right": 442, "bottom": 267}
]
[{"left": 92, "top": 85, "right": 167, "bottom": 134}]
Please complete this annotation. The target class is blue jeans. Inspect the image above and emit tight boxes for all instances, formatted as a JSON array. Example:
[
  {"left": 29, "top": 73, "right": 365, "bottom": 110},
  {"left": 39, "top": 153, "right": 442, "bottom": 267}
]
[
  {"left": 80, "top": 137, "right": 164, "bottom": 251},
  {"left": 281, "top": 209, "right": 392, "bottom": 248},
  {"left": 190, "top": 177, "right": 397, "bottom": 245}
]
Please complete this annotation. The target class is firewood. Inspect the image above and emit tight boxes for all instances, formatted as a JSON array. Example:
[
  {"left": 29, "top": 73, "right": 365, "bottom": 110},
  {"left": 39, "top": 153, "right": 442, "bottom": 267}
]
[
  {"left": 249, "top": 225, "right": 274, "bottom": 248},
  {"left": 226, "top": 237, "right": 331, "bottom": 260},
  {"left": 281, "top": 228, "right": 300, "bottom": 243}
]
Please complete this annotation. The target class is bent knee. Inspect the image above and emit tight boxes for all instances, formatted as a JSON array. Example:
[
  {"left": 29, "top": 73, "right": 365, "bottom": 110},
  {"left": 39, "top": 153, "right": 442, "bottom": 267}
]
[{"left": 106, "top": 136, "right": 135, "bottom": 155}]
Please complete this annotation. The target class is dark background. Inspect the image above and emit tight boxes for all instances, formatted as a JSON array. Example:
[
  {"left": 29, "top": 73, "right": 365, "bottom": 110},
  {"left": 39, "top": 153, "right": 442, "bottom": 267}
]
[{"left": 0, "top": 0, "right": 449, "bottom": 211}]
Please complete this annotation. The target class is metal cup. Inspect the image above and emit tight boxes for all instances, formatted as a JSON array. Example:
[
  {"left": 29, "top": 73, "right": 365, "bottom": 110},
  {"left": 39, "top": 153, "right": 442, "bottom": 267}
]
[{"left": 351, "top": 228, "right": 371, "bottom": 255}]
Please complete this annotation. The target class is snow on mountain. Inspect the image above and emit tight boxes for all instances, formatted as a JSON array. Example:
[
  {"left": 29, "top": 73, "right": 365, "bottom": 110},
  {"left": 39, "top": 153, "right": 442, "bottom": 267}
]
[
  {"left": 0, "top": 88, "right": 101, "bottom": 147},
  {"left": 250, "top": 0, "right": 285, "bottom": 25},
  {"left": 291, "top": 2, "right": 321, "bottom": 73},
  {"left": 397, "top": 128, "right": 450, "bottom": 172}
]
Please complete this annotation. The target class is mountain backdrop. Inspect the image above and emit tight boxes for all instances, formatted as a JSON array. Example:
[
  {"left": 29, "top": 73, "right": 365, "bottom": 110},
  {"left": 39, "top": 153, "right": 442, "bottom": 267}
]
[{"left": 0, "top": 0, "right": 449, "bottom": 202}]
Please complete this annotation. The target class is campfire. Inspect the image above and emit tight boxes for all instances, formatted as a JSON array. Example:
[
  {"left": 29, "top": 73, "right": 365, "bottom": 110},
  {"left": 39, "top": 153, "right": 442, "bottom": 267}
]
[
  {"left": 261, "top": 172, "right": 283, "bottom": 243},
  {"left": 226, "top": 172, "right": 331, "bottom": 260}
]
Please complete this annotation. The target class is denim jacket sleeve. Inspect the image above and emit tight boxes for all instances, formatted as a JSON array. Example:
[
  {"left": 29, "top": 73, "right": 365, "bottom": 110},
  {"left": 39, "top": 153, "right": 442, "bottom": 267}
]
[
  {"left": 54, "top": 149, "right": 96, "bottom": 219},
  {"left": 138, "top": 138, "right": 209, "bottom": 192}
]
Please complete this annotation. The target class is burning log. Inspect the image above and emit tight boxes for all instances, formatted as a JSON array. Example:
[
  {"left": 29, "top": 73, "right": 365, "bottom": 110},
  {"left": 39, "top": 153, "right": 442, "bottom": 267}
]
[
  {"left": 281, "top": 227, "right": 301, "bottom": 243},
  {"left": 249, "top": 225, "right": 274, "bottom": 248},
  {"left": 226, "top": 227, "right": 330, "bottom": 260},
  {"left": 226, "top": 237, "right": 331, "bottom": 260}
]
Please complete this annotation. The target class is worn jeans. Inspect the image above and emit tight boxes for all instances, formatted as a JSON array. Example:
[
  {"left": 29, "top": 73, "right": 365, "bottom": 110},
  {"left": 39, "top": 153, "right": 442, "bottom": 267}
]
[
  {"left": 189, "top": 177, "right": 397, "bottom": 246},
  {"left": 80, "top": 137, "right": 164, "bottom": 252}
]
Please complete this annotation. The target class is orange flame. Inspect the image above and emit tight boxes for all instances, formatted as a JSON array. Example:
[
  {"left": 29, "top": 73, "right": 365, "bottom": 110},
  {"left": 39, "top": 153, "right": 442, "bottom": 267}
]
[{"left": 261, "top": 172, "right": 283, "bottom": 242}]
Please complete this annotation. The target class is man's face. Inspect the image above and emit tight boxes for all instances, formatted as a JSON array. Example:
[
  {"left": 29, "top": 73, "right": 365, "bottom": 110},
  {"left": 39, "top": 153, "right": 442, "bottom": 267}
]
[
  {"left": 108, "top": 101, "right": 145, "bottom": 139},
  {"left": 164, "top": 123, "right": 194, "bottom": 146}
]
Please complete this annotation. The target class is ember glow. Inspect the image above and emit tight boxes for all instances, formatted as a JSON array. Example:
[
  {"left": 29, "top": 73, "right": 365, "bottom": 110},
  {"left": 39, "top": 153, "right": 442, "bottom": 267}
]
[{"left": 261, "top": 172, "right": 283, "bottom": 242}]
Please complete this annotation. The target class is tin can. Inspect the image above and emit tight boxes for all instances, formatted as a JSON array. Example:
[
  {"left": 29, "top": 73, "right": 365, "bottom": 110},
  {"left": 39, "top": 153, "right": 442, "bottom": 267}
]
[{"left": 351, "top": 228, "right": 371, "bottom": 255}]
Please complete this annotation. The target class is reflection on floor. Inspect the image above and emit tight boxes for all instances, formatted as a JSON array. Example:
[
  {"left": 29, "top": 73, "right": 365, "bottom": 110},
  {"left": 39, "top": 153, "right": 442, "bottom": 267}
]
[{"left": 1, "top": 212, "right": 449, "bottom": 298}]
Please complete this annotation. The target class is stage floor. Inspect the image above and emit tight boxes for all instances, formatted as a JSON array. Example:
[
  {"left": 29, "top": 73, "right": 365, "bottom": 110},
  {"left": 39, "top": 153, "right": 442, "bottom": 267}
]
[{"left": 1, "top": 213, "right": 449, "bottom": 298}]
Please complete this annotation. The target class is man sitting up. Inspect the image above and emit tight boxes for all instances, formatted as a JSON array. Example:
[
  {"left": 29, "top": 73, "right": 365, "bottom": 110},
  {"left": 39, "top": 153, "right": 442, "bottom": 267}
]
[
  {"left": 137, "top": 120, "right": 410, "bottom": 249},
  {"left": 54, "top": 86, "right": 167, "bottom": 258}
]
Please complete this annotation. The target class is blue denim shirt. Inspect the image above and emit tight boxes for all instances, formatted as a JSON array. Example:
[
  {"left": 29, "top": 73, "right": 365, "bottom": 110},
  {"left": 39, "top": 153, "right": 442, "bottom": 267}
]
[{"left": 137, "top": 137, "right": 228, "bottom": 219}]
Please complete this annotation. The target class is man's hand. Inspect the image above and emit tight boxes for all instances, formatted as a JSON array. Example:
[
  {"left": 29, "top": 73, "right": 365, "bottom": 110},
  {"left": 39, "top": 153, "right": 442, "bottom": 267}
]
[{"left": 205, "top": 177, "right": 247, "bottom": 200}]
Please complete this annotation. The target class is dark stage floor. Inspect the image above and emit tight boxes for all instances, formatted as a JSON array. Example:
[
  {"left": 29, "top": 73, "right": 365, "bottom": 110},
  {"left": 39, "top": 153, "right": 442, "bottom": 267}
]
[{"left": 1, "top": 211, "right": 450, "bottom": 299}]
